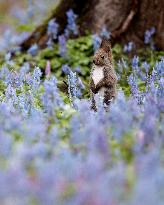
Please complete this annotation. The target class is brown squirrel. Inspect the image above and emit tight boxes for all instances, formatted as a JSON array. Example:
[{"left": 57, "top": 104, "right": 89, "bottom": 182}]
[{"left": 90, "top": 38, "right": 117, "bottom": 111}]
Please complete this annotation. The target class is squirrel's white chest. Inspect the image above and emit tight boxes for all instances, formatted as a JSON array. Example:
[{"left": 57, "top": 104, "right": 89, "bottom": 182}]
[{"left": 92, "top": 65, "right": 104, "bottom": 85}]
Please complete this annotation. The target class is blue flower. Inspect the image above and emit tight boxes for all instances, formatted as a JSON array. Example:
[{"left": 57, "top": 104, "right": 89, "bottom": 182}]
[
  {"left": 132, "top": 55, "right": 139, "bottom": 70},
  {"left": 45, "top": 61, "right": 51, "bottom": 77},
  {"left": 47, "top": 18, "right": 59, "bottom": 40},
  {"left": 142, "top": 61, "right": 150, "bottom": 73},
  {"left": 41, "top": 77, "right": 63, "bottom": 115},
  {"left": 58, "top": 35, "right": 67, "bottom": 57},
  {"left": 46, "top": 38, "right": 53, "bottom": 49},
  {"left": 144, "top": 27, "right": 156, "bottom": 44},
  {"left": 0, "top": 133, "right": 13, "bottom": 157},
  {"left": 65, "top": 9, "right": 78, "bottom": 37},
  {"left": 27, "top": 44, "right": 38, "bottom": 56},
  {"left": 155, "top": 58, "right": 164, "bottom": 78},
  {"left": 100, "top": 26, "right": 110, "bottom": 39},
  {"left": 127, "top": 73, "right": 139, "bottom": 96},
  {"left": 27, "top": 0, "right": 34, "bottom": 19},
  {"left": 124, "top": 41, "right": 134, "bottom": 53},
  {"left": 32, "top": 67, "right": 42, "bottom": 89},
  {"left": 75, "top": 67, "right": 81, "bottom": 73},
  {"left": 92, "top": 34, "right": 101, "bottom": 51},
  {"left": 62, "top": 64, "right": 71, "bottom": 75},
  {"left": 5, "top": 52, "right": 12, "bottom": 61}
]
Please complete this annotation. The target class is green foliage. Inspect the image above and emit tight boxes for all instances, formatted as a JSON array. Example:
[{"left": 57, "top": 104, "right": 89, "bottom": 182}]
[
  {"left": 0, "top": 34, "right": 163, "bottom": 100},
  {"left": 0, "top": 35, "right": 163, "bottom": 191},
  {"left": 17, "top": 24, "right": 35, "bottom": 32}
]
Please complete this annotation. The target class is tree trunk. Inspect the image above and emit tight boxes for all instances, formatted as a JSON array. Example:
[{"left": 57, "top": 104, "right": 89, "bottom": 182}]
[{"left": 20, "top": 0, "right": 164, "bottom": 50}]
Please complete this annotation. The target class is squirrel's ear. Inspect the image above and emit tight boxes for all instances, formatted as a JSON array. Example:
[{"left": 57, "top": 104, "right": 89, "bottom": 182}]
[{"left": 100, "top": 38, "right": 111, "bottom": 53}]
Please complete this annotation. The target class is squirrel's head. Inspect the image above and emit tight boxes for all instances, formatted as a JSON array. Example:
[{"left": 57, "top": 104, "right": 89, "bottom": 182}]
[{"left": 93, "top": 38, "right": 112, "bottom": 66}]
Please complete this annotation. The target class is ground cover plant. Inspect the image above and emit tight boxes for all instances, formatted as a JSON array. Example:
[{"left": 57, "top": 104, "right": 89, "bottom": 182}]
[{"left": 0, "top": 2, "right": 164, "bottom": 205}]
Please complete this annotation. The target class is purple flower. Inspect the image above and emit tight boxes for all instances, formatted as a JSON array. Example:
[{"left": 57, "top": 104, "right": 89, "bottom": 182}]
[
  {"left": 45, "top": 61, "right": 51, "bottom": 77},
  {"left": 58, "top": 35, "right": 67, "bottom": 57},
  {"left": 0, "top": 66, "right": 10, "bottom": 80},
  {"left": 140, "top": 104, "right": 158, "bottom": 145},
  {"left": 62, "top": 65, "right": 85, "bottom": 103},
  {"left": 27, "top": 0, "right": 34, "bottom": 19},
  {"left": 0, "top": 133, "right": 13, "bottom": 157},
  {"left": 142, "top": 61, "right": 150, "bottom": 73},
  {"left": 92, "top": 34, "right": 101, "bottom": 51},
  {"left": 26, "top": 67, "right": 42, "bottom": 91},
  {"left": 132, "top": 55, "right": 139, "bottom": 70},
  {"left": 46, "top": 38, "right": 53, "bottom": 49},
  {"left": 78, "top": 77, "right": 85, "bottom": 90},
  {"left": 65, "top": 9, "right": 78, "bottom": 37},
  {"left": 47, "top": 18, "right": 59, "bottom": 40},
  {"left": 100, "top": 26, "right": 110, "bottom": 39},
  {"left": 18, "top": 93, "right": 32, "bottom": 114},
  {"left": 20, "top": 62, "right": 30, "bottom": 77},
  {"left": 144, "top": 27, "right": 156, "bottom": 44},
  {"left": 62, "top": 65, "right": 85, "bottom": 107},
  {"left": 33, "top": 67, "right": 42, "bottom": 79},
  {"left": 62, "top": 64, "right": 71, "bottom": 75},
  {"left": 0, "top": 32, "right": 164, "bottom": 205},
  {"left": 68, "top": 70, "right": 78, "bottom": 101},
  {"left": 128, "top": 73, "right": 139, "bottom": 96},
  {"left": 41, "top": 77, "right": 63, "bottom": 115},
  {"left": 75, "top": 67, "right": 81, "bottom": 73},
  {"left": 27, "top": 44, "right": 38, "bottom": 56},
  {"left": 5, "top": 52, "right": 12, "bottom": 61},
  {"left": 124, "top": 41, "right": 134, "bottom": 53},
  {"left": 155, "top": 58, "right": 164, "bottom": 78}
]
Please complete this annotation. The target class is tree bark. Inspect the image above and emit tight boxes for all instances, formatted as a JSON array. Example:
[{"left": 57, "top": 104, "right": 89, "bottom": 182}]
[{"left": 20, "top": 0, "right": 164, "bottom": 50}]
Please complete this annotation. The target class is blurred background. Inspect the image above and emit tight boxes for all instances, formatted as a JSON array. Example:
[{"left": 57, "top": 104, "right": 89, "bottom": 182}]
[
  {"left": 0, "top": 0, "right": 59, "bottom": 51},
  {"left": 0, "top": 0, "right": 164, "bottom": 52},
  {"left": 0, "top": 0, "right": 57, "bottom": 31},
  {"left": 0, "top": 1, "right": 163, "bottom": 205}
]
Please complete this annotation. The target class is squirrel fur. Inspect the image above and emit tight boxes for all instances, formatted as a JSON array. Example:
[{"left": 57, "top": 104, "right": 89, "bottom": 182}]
[{"left": 90, "top": 38, "right": 117, "bottom": 111}]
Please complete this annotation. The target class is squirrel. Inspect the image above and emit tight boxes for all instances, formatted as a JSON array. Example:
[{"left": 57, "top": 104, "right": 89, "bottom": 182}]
[{"left": 90, "top": 37, "right": 117, "bottom": 111}]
